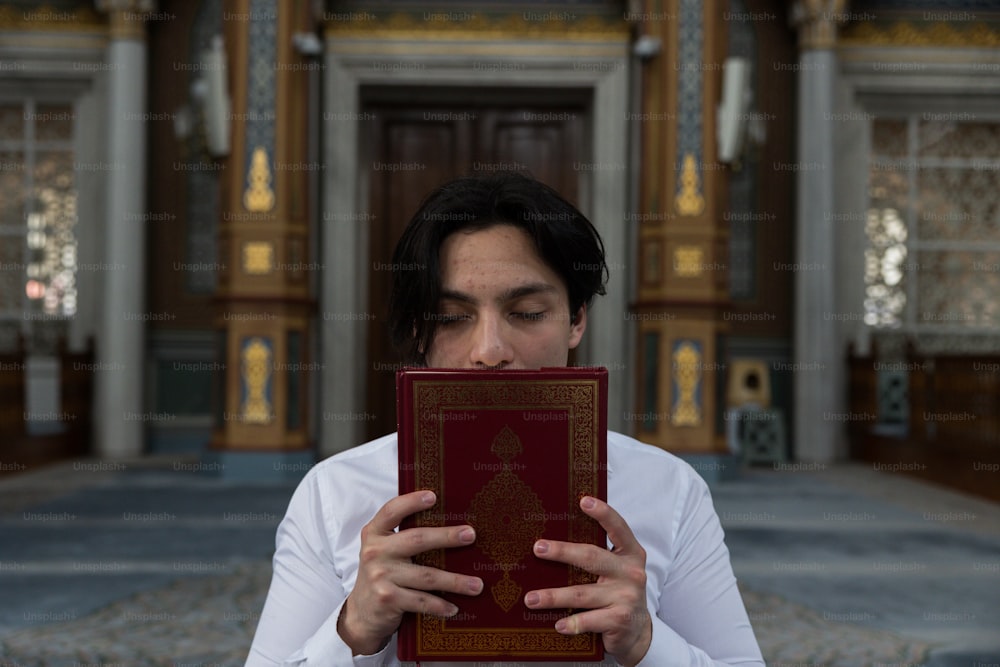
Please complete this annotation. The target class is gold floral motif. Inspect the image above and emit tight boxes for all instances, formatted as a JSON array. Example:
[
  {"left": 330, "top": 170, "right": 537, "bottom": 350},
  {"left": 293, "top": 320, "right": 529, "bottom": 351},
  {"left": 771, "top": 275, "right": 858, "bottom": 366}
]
[
  {"left": 966, "top": 23, "right": 1000, "bottom": 48},
  {"left": 886, "top": 21, "right": 933, "bottom": 46},
  {"left": 675, "top": 153, "right": 705, "bottom": 217},
  {"left": 674, "top": 246, "right": 704, "bottom": 278},
  {"left": 242, "top": 242, "right": 273, "bottom": 274},
  {"left": 324, "top": 11, "right": 628, "bottom": 41},
  {"left": 243, "top": 146, "right": 275, "bottom": 213},
  {"left": 0, "top": 4, "right": 105, "bottom": 30},
  {"left": 240, "top": 337, "right": 272, "bottom": 424},
  {"left": 840, "top": 21, "right": 1000, "bottom": 48},
  {"left": 491, "top": 424, "right": 522, "bottom": 462},
  {"left": 468, "top": 426, "right": 546, "bottom": 612},
  {"left": 672, "top": 341, "right": 702, "bottom": 426},
  {"left": 842, "top": 22, "right": 882, "bottom": 44},
  {"left": 491, "top": 570, "right": 523, "bottom": 613}
]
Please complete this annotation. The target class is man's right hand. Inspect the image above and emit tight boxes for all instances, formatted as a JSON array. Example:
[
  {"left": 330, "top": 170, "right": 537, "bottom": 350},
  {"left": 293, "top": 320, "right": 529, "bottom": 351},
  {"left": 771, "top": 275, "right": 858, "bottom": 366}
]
[{"left": 336, "top": 490, "right": 484, "bottom": 656}]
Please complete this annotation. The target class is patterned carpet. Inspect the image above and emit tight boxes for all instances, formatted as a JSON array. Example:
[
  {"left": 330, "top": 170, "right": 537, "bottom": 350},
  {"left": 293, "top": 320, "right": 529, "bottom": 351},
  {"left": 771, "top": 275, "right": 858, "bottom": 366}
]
[{"left": 0, "top": 564, "right": 933, "bottom": 667}]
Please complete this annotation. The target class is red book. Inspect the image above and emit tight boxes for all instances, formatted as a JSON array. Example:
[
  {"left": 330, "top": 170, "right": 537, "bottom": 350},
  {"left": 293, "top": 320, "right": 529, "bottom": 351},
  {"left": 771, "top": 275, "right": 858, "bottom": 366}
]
[{"left": 396, "top": 367, "right": 608, "bottom": 663}]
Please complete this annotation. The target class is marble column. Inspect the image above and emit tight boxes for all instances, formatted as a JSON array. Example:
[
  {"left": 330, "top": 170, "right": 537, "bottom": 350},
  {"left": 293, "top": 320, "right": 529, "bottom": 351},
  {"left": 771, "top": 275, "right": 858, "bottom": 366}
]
[
  {"left": 793, "top": 0, "right": 846, "bottom": 462},
  {"left": 94, "top": 0, "right": 152, "bottom": 458}
]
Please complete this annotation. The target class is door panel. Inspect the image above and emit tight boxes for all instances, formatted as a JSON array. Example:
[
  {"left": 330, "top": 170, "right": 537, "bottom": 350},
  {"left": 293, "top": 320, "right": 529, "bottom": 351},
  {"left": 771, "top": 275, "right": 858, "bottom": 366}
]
[{"left": 480, "top": 109, "right": 582, "bottom": 203}]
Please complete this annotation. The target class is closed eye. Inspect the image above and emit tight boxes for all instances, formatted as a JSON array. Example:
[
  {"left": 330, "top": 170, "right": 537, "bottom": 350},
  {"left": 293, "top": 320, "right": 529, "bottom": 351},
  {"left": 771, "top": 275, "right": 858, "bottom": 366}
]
[
  {"left": 512, "top": 312, "right": 546, "bottom": 321},
  {"left": 436, "top": 313, "right": 470, "bottom": 325}
]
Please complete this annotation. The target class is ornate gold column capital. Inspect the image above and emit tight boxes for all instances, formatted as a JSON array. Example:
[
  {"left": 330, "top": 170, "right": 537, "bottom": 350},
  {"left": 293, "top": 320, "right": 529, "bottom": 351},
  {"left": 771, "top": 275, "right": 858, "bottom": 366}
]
[
  {"left": 95, "top": 0, "right": 156, "bottom": 40},
  {"left": 792, "top": 0, "right": 847, "bottom": 49}
]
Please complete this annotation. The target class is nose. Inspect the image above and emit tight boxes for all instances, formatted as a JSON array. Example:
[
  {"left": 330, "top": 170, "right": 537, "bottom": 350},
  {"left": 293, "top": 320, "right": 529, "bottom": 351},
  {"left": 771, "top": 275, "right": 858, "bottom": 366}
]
[{"left": 469, "top": 312, "right": 514, "bottom": 369}]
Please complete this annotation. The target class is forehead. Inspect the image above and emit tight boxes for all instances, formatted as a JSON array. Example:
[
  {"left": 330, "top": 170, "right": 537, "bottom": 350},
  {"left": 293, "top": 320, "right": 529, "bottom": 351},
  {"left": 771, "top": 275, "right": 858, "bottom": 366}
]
[
  {"left": 440, "top": 224, "right": 533, "bottom": 263},
  {"left": 437, "top": 225, "right": 567, "bottom": 295}
]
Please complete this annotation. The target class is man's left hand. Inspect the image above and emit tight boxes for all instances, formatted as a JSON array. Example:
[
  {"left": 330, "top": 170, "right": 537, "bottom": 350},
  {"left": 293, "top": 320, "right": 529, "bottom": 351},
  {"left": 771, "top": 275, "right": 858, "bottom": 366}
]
[{"left": 524, "top": 496, "right": 652, "bottom": 667}]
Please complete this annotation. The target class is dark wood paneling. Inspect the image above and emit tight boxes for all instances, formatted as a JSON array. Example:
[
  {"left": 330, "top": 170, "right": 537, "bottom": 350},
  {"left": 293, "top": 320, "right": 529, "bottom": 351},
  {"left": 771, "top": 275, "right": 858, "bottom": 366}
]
[
  {"left": 0, "top": 335, "right": 26, "bottom": 442},
  {"left": 59, "top": 335, "right": 93, "bottom": 451},
  {"left": 0, "top": 337, "right": 92, "bottom": 476},
  {"left": 146, "top": 0, "right": 220, "bottom": 329},
  {"left": 480, "top": 109, "right": 581, "bottom": 203},
  {"left": 725, "top": 0, "right": 796, "bottom": 338},
  {"left": 847, "top": 344, "right": 1000, "bottom": 503}
]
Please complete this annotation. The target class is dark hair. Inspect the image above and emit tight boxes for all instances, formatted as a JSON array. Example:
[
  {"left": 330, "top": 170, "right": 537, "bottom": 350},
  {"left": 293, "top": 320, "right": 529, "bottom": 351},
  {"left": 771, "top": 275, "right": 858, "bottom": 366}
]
[{"left": 388, "top": 172, "right": 608, "bottom": 365}]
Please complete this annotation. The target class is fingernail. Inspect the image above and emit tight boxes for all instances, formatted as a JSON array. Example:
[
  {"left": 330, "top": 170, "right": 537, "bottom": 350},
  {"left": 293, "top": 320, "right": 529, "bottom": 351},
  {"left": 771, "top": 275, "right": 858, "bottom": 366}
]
[
  {"left": 468, "top": 578, "right": 483, "bottom": 594},
  {"left": 534, "top": 540, "right": 548, "bottom": 555},
  {"left": 555, "top": 618, "right": 569, "bottom": 633},
  {"left": 581, "top": 496, "right": 596, "bottom": 510},
  {"left": 525, "top": 592, "right": 539, "bottom": 606},
  {"left": 422, "top": 491, "right": 436, "bottom": 505},
  {"left": 459, "top": 527, "right": 475, "bottom": 543},
  {"left": 445, "top": 604, "right": 459, "bottom": 616}
]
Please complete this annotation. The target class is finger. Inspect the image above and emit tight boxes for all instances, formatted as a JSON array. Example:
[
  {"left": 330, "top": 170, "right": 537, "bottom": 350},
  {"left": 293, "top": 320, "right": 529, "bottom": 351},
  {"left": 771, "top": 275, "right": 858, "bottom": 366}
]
[
  {"left": 393, "top": 586, "right": 463, "bottom": 618},
  {"left": 391, "top": 524, "right": 478, "bottom": 559},
  {"left": 524, "top": 583, "right": 611, "bottom": 612},
  {"left": 532, "top": 539, "right": 623, "bottom": 577},
  {"left": 394, "top": 562, "right": 484, "bottom": 597},
  {"left": 553, "top": 607, "right": 629, "bottom": 635},
  {"left": 579, "top": 496, "right": 642, "bottom": 556},
  {"left": 369, "top": 490, "right": 438, "bottom": 535}
]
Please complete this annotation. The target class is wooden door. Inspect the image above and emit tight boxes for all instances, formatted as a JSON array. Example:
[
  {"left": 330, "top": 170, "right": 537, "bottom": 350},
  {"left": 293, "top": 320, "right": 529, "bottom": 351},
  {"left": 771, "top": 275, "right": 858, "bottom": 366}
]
[{"left": 363, "top": 91, "right": 586, "bottom": 441}]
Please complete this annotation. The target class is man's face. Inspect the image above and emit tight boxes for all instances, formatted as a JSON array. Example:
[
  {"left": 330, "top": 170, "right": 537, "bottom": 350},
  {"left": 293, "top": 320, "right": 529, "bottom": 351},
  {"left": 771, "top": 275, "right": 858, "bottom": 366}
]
[{"left": 424, "top": 224, "right": 587, "bottom": 369}]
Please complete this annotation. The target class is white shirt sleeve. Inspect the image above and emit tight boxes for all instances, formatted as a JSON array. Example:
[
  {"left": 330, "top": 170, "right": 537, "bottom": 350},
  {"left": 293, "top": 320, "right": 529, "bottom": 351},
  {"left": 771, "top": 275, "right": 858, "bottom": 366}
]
[
  {"left": 634, "top": 474, "right": 764, "bottom": 667},
  {"left": 244, "top": 468, "right": 399, "bottom": 667}
]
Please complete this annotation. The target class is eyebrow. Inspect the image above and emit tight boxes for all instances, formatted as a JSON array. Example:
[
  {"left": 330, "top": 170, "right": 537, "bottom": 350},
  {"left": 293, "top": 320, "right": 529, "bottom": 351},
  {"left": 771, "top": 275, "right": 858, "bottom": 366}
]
[{"left": 438, "top": 283, "right": 559, "bottom": 306}]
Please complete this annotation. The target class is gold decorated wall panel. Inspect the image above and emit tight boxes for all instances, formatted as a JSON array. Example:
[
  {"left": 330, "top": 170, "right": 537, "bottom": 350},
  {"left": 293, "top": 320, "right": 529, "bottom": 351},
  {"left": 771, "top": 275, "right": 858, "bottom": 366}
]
[{"left": 632, "top": 0, "right": 729, "bottom": 454}]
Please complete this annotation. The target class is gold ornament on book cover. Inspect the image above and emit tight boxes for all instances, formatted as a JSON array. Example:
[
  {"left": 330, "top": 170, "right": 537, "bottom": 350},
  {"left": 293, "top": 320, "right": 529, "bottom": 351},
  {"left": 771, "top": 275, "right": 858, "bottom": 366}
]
[{"left": 467, "top": 425, "right": 546, "bottom": 612}]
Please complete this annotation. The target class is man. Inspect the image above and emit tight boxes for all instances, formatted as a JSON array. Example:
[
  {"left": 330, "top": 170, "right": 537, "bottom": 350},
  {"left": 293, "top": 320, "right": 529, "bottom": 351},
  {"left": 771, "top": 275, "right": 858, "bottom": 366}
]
[{"left": 246, "top": 173, "right": 764, "bottom": 666}]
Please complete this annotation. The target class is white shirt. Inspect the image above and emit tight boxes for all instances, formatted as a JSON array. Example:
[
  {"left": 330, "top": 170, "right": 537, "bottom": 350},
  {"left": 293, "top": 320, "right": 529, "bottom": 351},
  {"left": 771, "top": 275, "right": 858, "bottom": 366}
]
[{"left": 246, "top": 431, "right": 764, "bottom": 667}]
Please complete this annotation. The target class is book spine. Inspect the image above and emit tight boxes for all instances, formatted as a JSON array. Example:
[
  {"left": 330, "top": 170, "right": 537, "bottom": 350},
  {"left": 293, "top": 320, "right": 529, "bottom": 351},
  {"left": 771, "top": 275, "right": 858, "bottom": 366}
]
[
  {"left": 396, "top": 370, "right": 416, "bottom": 497},
  {"left": 395, "top": 370, "right": 415, "bottom": 660},
  {"left": 599, "top": 371, "right": 609, "bottom": 505}
]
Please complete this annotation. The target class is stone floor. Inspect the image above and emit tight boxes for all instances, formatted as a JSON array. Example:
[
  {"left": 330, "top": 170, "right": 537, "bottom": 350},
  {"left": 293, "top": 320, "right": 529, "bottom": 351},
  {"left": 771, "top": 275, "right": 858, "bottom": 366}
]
[{"left": 0, "top": 457, "right": 997, "bottom": 667}]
